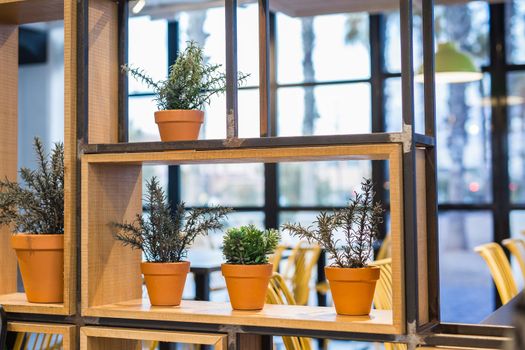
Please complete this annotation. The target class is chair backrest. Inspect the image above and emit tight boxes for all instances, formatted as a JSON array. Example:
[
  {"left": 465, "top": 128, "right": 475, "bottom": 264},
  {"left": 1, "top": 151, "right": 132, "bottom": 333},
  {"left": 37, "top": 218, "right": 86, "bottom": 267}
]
[
  {"left": 376, "top": 234, "right": 392, "bottom": 261},
  {"left": 269, "top": 245, "right": 287, "bottom": 273},
  {"left": 502, "top": 238, "right": 525, "bottom": 280},
  {"left": 267, "top": 273, "right": 312, "bottom": 350},
  {"left": 475, "top": 242, "right": 519, "bottom": 304},
  {"left": 370, "top": 258, "right": 393, "bottom": 310},
  {"left": 12, "top": 332, "right": 63, "bottom": 350},
  {"left": 369, "top": 259, "right": 407, "bottom": 350},
  {"left": 282, "top": 241, "right": 321, "bottom": 305}
]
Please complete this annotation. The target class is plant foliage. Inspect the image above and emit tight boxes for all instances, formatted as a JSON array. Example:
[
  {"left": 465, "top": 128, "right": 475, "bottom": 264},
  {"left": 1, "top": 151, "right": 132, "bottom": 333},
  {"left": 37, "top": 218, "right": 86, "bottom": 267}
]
[
  {"left": 112, "top": 177, "right": 231, "bottom": 263},
  {"left": 222, "top": 225, "right": 281, "bottom": 265},
  {"left": 122, "top": 41, "right": 248, "bottom": 111},
  {"left": 281, "top": 178, "right": 384, "bottom": 268},
  {"left": 0, "top": 137, "right": 64, "bottom": 234}
]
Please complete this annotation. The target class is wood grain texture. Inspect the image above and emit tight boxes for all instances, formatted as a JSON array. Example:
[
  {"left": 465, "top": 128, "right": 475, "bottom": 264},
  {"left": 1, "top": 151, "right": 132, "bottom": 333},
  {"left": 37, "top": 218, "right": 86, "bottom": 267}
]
[
  {"left": 63, "top": 0, "right": 77, "bottom": 316},
  {"left": 83, "top": 144, "right": 399, "bottom": 165},
  {"left": 387, "top": 145, "right": 405, "bottom": 333},
  {"left": 88, "top": 0, "right": 118, "bottom": 144},
  {"left": 416, "top": 148, "right": 429, "bottom": 325},
  {"left": 0, "top": 0, "right": 63, "bottom": 24},
  {"left": 82, "top": 337, "right": 140, "bottom": 350},
  {"left": 81, "top": 163, "right": 143, "bottom": 311},
  {"left": 0, "top": 23, "right": 18, "bottom": 295},
  {"left": 84, "top": 299, "right": 397, "bottom": 334},
  {"left": 81, "top": 327, "right": 227, "bottom": 348},
  {"left": 8, "top": 322, "right": 76, "bottom": 349},
  {"left": 0, "top": 293, "right": 64, "bottom": 314}
]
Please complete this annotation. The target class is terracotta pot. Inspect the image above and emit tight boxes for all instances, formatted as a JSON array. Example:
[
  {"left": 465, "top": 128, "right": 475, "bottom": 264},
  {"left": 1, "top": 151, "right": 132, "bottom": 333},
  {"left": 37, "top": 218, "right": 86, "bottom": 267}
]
[
  {"left": 10, "top": 234, "right": 64, "bottom": 303},
  {"left": 325, "top": 266, "right": 380, "bottom": 316},
  {"left": 154, "top": 110, "right": 204, "bottom": 142},
  {"left": 222, "top": 263, "right": 273, "bottom": 310},
  {"left": 141, "top": 261, "right": 190, "bottom": 306}
]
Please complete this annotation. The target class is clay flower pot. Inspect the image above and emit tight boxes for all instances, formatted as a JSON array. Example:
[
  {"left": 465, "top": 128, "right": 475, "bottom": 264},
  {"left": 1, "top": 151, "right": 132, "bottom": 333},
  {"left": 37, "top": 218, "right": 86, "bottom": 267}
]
[
  {"left": 154, "top": 110, "right": 204, "bottom": 142},
  {"left": 221, "top": 263, "right": 273, "bottom": 310},
  {"left": 141, "top": 261, "right": 190, "bottom": 306},
  {"left": 325, "top": 266, "right": 380, "bottom": 316},
  {"left": 10, "top": 234, "right": 64, "bottom": 303}
]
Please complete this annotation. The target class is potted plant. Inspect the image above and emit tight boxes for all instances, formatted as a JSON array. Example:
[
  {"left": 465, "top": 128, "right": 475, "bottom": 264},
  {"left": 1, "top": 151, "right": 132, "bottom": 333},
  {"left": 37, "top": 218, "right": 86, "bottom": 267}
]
[
  {"left": 221, "top": 225, "right": 280, "bottom": 310},
  {"left": 112, "top": 176, "right": 231, "bottom": 306},
  {"left": 0, "top": 137, "right": 64, "bottom": 303},
  {"left": 282, "top": 178, "right": 384, "bottom": 316},
  {"left": 122, "top": 41, "right": 248, "bottom": 142}
]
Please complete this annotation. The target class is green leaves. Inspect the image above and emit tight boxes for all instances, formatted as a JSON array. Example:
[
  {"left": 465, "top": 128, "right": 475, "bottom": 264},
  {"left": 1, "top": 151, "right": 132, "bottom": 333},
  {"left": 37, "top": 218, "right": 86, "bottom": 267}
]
[
  {"left": 122, "top": 41, "right": 249, "bottom": 111},
  {"left": 0, "top": 137, "right": 64, "bottom": 234},
  {"left": 281, "top": 178, "right": 384, "bottom": 269},
  {"left": 112, "top": 176, "right": 232, "bottom": 263},
  {"left": 222, "top": 225, "right": 281, "bottom": 265}
]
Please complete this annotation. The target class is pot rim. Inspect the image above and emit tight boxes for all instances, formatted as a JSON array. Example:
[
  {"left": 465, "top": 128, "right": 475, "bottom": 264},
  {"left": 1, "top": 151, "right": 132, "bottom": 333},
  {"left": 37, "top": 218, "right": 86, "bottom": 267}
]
[
  {"left": 11, "top": 234, "right": 64, "bottom": 250},
  {"left": 325, "top": 265, "right": 380, "bottom": 282},
  {"left": 221, "top": 263, "right": 273, "bottom": 278},
  {"left": 141, "top": 260, "right": 190, "bottom": 275},
  {"left": 154, "top": 110, "right": 204, "bottom": 123}
]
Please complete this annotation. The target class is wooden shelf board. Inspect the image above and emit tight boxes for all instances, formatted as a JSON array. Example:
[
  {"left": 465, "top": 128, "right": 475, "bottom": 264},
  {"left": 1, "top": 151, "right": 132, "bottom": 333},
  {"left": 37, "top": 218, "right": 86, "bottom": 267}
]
[
  {"left": 0, "top": 292, "right": 65, "bottom": 315},
  {"left": 8, "top": 322, "right": 76, "bottom": 349},
  {"left": 82, "top": 144, "right": 399, "bottom": 166},
  {"left": 84, "top": 299, "right": 398, "bottom": 334},
  {"left": 0, "top": 0, "right": 64, "bottom": 24},
  {"left": 83, "top": 133, "right": 411, "bottom": 154}
]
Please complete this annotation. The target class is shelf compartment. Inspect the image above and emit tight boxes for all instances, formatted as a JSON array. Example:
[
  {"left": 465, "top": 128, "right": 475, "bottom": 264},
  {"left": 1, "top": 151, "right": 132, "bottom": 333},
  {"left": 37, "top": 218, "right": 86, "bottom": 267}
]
[
  {"left": 7, "top": 321, "right": 76, "bottom": 349},
  {"left": 81, "top": 326, "right": 227, "bottom": 349},
  {"left": 0, "top": 0, "right": 77, "bottom": 315},
  {"left": 81, "top": 143, "right": 405, "bottom": 335},
  {"left": 84, "top": 299, "right": 396, "bottom": 334}
]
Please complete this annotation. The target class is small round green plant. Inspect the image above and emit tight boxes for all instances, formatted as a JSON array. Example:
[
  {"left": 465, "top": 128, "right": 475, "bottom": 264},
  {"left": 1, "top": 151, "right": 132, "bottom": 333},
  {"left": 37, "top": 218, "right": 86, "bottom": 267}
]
[
  {"left": 122, "top": 41, "right": 249, "bottom": 111},
  {"left": 222, "top": 225, "right": 281, "bottom": 265}
]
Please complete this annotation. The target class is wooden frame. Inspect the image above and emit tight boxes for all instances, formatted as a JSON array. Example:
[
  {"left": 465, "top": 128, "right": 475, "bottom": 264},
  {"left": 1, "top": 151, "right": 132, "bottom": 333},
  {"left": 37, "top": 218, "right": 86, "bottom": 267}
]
[
  {"left": 0, "top": 0, "right": 77, "bottom": 315},
  {"left": 81, "top": 143, "right": 405, "bottom": 335},
  {"left": 7, "top": 322, "right": 76, "bottom": 349},
  {"left": 80, "top": 326, "right": 227, "bottom": 349}
]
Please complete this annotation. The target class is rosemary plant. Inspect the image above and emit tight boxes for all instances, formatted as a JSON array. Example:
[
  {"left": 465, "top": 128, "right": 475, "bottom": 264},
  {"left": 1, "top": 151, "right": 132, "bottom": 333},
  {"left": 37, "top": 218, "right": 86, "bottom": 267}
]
[
  {"left": 112, "top": 177, "right": 232, "bottom": 263},
  {"left": 0, "top": 137, "right": 64, "bottom": 234},
  {"left": 222, "top": 225, "right": 281, "bottom": 265},
  {"left": 281, "top": 178, "right": 384, "bottom": 268},
  {"left": 122, "top": 41, "right": 248, "bottom": 111}
]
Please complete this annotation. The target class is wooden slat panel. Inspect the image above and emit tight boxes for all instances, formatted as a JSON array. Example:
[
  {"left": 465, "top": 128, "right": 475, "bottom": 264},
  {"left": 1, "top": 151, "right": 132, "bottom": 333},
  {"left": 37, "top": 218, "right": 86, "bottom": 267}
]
[
  {"left": 416, "top": 148, "right": 429, "bottom": 325},
  {"left": 0, "top": 0, "right": 63, "bottom": 24},
  {"left": 84, "top": 299, "right": 397, "bottom": 334},
  {"left": 81, "top": 163, "right": 142, "bottom": 310},
  {"left": 88, "top": 0, "right": 118, "bottom": 144},
  {"left": 8, "top": 322, "right": 76, "bottom": 349},
  {"left": 0, "top": 23, "right": 18, "bottom": 295},
  {"left": 81, "top": 327, "right": 227, "bottom": 345},
  {"left": 83, "top": 337, "right": 140, "bottom": 350},
  {"left": 63, "top": 0, "right": 77, "bottom": 316}
]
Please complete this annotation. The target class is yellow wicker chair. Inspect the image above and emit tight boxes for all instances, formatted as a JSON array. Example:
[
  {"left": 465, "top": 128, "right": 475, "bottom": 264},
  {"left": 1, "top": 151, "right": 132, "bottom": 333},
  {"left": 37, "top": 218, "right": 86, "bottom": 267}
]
[
  {"left": 474, "top": 242, "right": 518, "bottom": 304},
  {"left": 281, "top": 241, "right": 321, "bottom": 306},
  {"left": 376, "top": 234, "right": 391, "bottom": 260},
  {"left": 502, "top": 238, "right": 525, "bottom": 280},
  {"left": 370, "top": 258, "right": 406, "bottom": 350},
  {"left": 13, "top": 333, "right": 63, "bottom": 350},
  {"left": 269, "top": 244, "right": 288, "bottom": 273},
  {"left": 267, "top": 273, "right": 312, "bottom": 350}
]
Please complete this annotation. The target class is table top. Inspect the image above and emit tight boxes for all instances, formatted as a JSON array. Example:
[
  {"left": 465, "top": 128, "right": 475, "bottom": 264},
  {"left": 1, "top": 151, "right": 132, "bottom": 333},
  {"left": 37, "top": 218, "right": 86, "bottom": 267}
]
[{"left": 480, "top": 291, "right": 523, "bottom": 326}]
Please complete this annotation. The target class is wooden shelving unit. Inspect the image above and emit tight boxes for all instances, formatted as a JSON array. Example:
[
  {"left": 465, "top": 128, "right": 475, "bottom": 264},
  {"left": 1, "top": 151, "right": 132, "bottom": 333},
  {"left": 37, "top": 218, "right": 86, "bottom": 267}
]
[
  {"left": 0, "top": 0, "right": 516, "bottom": 348},
  {"left": 0, "top": 0, "right": 77, "bottom": 316},
  {"left": 7, "top": 322, "right": 76, "bottom": 349}
]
